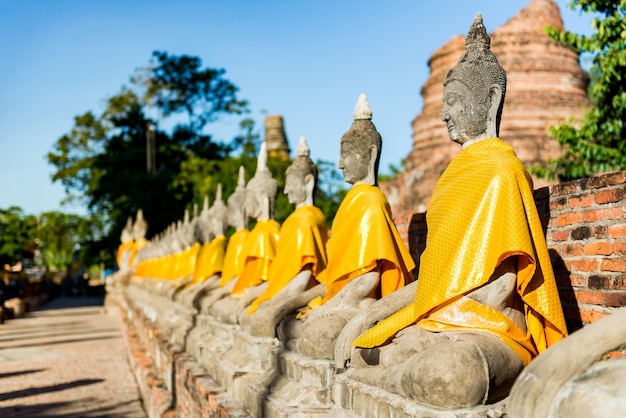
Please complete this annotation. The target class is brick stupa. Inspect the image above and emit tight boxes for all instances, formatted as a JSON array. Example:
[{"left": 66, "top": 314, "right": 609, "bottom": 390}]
[
  {"left": 264, "top": 115, "right": 291, "bottom": 159},
  {"left": 382, "top": 0, "right": 590, "bottom": 216}
]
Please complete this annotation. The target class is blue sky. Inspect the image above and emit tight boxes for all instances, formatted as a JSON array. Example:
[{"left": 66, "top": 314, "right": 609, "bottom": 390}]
[{"left": 0, "top": 0, "right": 594, "bottom": 216}]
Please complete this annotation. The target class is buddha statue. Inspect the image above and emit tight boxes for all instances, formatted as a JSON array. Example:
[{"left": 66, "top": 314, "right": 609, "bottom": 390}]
[
  {"left": 199, "top": 167, "right": 250, "bottom": 312},
  {"left": 242, "top": 136, "right": 329, "bottom": 337},
  {"left": 130, "top": 209, "right": 149, "bottom": 268},
  {"left": 219, "top": 166, "right": 249, "bottom": 288},
  {"left": 179, "top": 185, "right": 229, "bottom": 307},
  {"left": 190, "top": 186, "right": 228, "bottom": 287},
  {"left": 338, "top": 14, "right": 568, "bottom": 409},
  {"left": 116, "top": 217, "right": 134, "bottom": 270},
  {"left": 278, "top": 94, "right": 415, "bottom": 359},
  {"left": 210, "top": 141, "right": 281, "bottom": 324},
  {"left": 169, "top": 209, "right": 201, "bottom": 287}
]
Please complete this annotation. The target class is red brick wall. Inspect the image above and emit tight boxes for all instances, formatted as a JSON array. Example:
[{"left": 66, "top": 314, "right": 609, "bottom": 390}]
[{"left": 394, "top": 171, "right": 626, "bottom": 333}]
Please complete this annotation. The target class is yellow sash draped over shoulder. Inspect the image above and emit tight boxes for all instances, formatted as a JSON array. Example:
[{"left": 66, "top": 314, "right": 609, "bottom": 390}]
[
  {"left": 321, "top": 184, "right": 415, "bottom": 304},
  {"left": 354, "top": 138, "right": 568, "bottom": 365},
  {"left": 248, "top": 205, "right": 329, "bottom": 314},
  {"left": 220, "top": 229, "right": 249, "bottom": 287},
  {"left": 116, "top": 241, "right": 135, "bottom": 269},
  {"left": 188, "top": 235, "right": 227, "bottom": 286},
  {"left": 231, "top": 219, "right": 281, "bottom": 297}
]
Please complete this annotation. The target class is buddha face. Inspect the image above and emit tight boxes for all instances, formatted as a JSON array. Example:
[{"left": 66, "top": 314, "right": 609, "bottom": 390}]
[
  {"left": 244, "top": 183, "right": 263, "bottom": 220},
  {"left": 227, "top": 189, "right": 247, "bottom": 229},
  {"left": 284, "top": 172, "right": 307, "bottom": 206},
  {"left": 210, "top": 216, "right": 225, "bottom": 237},
  {"left": 133, "top": 225, "right": 147, "bottom": 241},
  {"left": 339, "top": 140, "right": 369, "bottom": 184},
  {"left": 441, "top": 80, "right": 488, "bottom": 145}
]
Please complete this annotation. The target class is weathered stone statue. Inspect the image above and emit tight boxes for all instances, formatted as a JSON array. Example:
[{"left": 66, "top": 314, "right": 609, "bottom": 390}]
[
  {"left": 197, "top": 168, "right": 250, "bottom": 312},
  {"left": 116, "top": 217, "right": 134, "bottom": 270},
  {"left": 166, "top": 210, "right": 200, "bottom": 288},
  {"left": 279, "top": 94, "right": 415, "bottom": 359},
  {"left": 218, "top": 166, "right": 249, "bottom": 289},
  {"left": 230, "top": 141, "right": 280, "bottom": 296},
  {"left": 130, "top": 209, "right": 149, "bottom": 267},
  {"left": 340, "top": 14, "right": 568, "bottom": 409},
  {"left": 243, "top": 136, "right": 329, "bottom": 336},
  {"left": 210, "top": 142, "right": 280, "bottom": 323},
  {"left": 189, "top": 186, "right": 228, "bottom": 288}
]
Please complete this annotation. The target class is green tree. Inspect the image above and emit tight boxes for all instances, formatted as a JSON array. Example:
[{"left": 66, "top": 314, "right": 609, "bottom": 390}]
[
  {"left": 48, "top": 51, "right": 249, "bottom": 263},
  {"left": 533, "top": 0, "right": 626, "bottom": 180},
  {"left": 38, "top": 211, "right": 106, "bottom": 271},
  {"left": 0, "top": 207, "right": 37, "bottom": 267}
]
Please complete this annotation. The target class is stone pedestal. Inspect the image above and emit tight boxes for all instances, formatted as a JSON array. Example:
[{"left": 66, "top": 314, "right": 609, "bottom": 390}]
[
  {"left": 331, "top": 373, "right": 506, "bottom": 418},
  {"left": 263, "top": 350, "right": 336, "bottom": 417}
]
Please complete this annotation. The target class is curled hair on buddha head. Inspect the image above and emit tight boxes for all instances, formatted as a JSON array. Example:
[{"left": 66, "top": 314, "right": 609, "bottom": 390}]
[
  {"left": 247, "top": 141, "right": 279, "bottom": 218},
  {"left": 444, "top": 13, "right": 507, "bottom": 135},
  {"left": 286, "top": 136, "right": 318, "bottom": 196},
  {"left": 341, "top": 93, "right": 382, "bottom": 176}
]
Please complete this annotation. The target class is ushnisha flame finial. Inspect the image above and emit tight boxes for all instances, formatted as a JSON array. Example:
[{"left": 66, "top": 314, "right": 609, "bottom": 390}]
[
  {"left": 215, "top": 183, "right": 223, "bottom": 202},
  {"left": 296, "top": 136, "right": 310, "bottom": 158},
  {"left": 256, "top": 141, "right": 268, "bottom": 173},
  {"left": 202, "top": 195, "right": 210, "bottom": 213},
  {"left": 353, "top": 93, "right": 373, "bottom": 121},
  {"left": 237, "top": 165, "right": 246, "bottom": 188},
  {"left": 466, "top": 13, "right": 490, "bottom": 49}
]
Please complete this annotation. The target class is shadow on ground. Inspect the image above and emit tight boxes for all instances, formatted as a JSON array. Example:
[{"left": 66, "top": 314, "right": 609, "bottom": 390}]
[{"left": 0, "top": 398, "right": 143, "bottom": 418}]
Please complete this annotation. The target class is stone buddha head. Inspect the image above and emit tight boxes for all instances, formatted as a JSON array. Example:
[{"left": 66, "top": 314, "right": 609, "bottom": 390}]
[
  {"left": 227, "top": 166, "right": 249, "bottom": 231},
  {"left": 208, "top": 183, "right": 228, "bottom": 237},
  {"left": 120, "top": 217, "right": 133, "bottom": 244},
  {"left": 339, "top": 94, "right": 381, "bottom": 186},
  {"left": 441, "top": 13, "right": 506, "bottom": 145},
  {"left": 284, "top": 136, "right": 317, "bottom": 208},
  {"left": 245, "top": 141, "right": 278, "bottom": 220}
]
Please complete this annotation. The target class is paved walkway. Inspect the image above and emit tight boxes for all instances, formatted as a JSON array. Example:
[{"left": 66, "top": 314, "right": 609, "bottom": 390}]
[{"left": 0, "top": 296, "right": 146, "bottom": 417}]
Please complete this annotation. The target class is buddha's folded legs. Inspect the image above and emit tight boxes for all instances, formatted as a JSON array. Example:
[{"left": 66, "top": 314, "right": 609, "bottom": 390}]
[{"left": 350, "top": 330, "right": 522, "bottom": 409}]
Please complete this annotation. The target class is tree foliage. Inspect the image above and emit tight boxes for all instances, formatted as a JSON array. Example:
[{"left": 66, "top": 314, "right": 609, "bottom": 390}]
[
  {"left": 0, "top": 207, "right": 37, "bottom": 267},
  {"left": 0, "top": 207, "right": 102, "bottom": 272},
  {"left": 532, "top": 0, "right": 626, "bottom": 181},
  {"left": 48, "top": 51, "right": 248, "bottom": 261}
]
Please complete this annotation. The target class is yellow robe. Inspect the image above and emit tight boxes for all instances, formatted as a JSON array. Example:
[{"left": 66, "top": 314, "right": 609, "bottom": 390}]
[
  {"left": 231, "top": 219, "right": 281, "bottom": 297},
  {"left": 219, "top": 229, "right": 250, "bottom": 287},
  {"left": 248, "top": 205, "right": 329, "bottom": 314},
  {"left": 116, "top": 241, "right": 135, "bottom": 270},
  {"left": 188, "top": 235, "right": 227, "bottom": 286},
  {"left": 176, "top": 242, "right": 201, "bottom": 282},
  {"left": 319, "top": 183, "right": 415, "bottom": 304},
  {"left": 130, "top": 238, "right": 148, "bottom": 268},
  {"left": 354, "top": 138, "right": 568, "bottom": 365}
]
